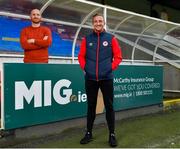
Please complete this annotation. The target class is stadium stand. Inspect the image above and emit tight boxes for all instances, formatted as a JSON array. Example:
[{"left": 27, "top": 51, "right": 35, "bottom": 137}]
[{"left": 0, "top": 16, "right": 80, "bottom": 57}]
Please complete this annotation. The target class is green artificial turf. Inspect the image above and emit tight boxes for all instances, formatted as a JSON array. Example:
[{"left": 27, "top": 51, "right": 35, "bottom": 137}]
[{"left": 38, "top": 110, "right": 180, "bottom": 148}]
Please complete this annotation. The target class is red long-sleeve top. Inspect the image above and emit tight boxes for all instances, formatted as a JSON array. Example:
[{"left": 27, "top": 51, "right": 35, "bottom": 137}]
[{"left": 20, "top": 26, "right": 52, "bottom": 63}]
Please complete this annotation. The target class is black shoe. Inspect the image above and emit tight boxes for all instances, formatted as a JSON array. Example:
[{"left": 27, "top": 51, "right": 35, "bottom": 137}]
[
  {"left": 109, "top": 133, "right": 117, "bottom": 147},
  {"left": 80, "top": 132, "right": 93, "bottom": 144}
]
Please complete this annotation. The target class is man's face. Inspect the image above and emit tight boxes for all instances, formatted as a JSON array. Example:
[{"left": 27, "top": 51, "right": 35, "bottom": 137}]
[
  {"left": 30, "top": 9, "right": 41, "bottom": 24},
  {"left": 93, "top": 15, "right": 105, "bottom": 32}
]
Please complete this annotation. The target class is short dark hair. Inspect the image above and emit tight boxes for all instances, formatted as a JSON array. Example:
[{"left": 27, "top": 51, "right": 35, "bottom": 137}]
[{"left": 92, "top": 13, "right": 104, "bottom": 22}]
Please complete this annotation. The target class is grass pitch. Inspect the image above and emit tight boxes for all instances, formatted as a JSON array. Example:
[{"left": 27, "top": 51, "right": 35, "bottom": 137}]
[
  {"left": 1, "top": 108, "right": 180, "bottom": 148},
  {"left": 37, "top": 109, "right": 180, "bottom": 148}
]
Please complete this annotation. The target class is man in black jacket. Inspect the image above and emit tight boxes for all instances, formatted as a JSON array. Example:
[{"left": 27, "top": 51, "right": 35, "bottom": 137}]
[{"left": 78, "top": 13, "right": 122, "bottom": 147}]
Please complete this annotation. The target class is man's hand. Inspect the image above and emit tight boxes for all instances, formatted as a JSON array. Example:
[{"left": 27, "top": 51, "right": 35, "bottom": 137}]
[
  {"left": 27, "top": 39, "right": 35, "bottom": 44},
  {"left": 43, "top": 36, "right": 48, "bottom": 40}
]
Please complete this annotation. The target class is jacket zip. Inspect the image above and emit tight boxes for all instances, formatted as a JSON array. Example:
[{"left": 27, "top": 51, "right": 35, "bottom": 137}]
[{"left": 96, "top": 33, "right": 100, "bottom": 81}]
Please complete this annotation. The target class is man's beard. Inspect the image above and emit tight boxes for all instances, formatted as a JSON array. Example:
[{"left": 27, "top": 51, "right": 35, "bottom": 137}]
[{"left": 31, "top": 18, "right": 41, "bottom": 24}]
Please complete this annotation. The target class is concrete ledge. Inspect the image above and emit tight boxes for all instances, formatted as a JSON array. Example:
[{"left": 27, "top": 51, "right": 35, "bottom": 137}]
[{"left": 163, "top": 98, "right": 180, "bottom": 110}]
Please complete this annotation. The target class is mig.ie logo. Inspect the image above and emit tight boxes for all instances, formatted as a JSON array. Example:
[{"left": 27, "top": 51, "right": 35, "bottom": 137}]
[{"left": 15, "top": 79, "right": 87, "bottom": 110}]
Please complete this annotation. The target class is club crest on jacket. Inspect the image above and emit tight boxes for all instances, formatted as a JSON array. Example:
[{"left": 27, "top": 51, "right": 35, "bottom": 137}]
[{"left": 103, "top": 41, "right": 108, "bottom": 46}]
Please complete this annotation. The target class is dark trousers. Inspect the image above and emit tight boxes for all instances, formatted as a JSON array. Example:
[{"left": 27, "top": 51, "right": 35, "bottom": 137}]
[{"left": 85, "top": 79, "right": 115, "bottom": 134}]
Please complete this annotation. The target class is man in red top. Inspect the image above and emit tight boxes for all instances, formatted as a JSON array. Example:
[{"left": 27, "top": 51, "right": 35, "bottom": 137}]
[{"left": 20, "top": 9, "right": 52, "bottom": 63}]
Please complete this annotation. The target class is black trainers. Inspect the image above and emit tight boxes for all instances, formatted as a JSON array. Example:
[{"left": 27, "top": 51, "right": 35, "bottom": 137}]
[
  {"left": 80, "top": 132, "right": 93, "bottom": 144},
  {"left": 109, "top": 133, "right": 117, "bottom": 147}
]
